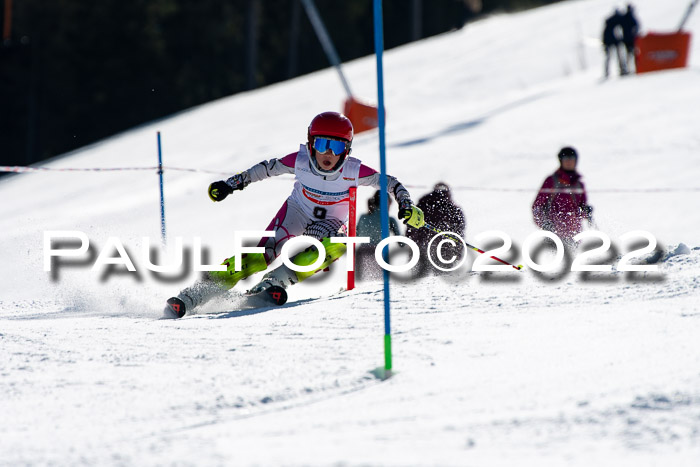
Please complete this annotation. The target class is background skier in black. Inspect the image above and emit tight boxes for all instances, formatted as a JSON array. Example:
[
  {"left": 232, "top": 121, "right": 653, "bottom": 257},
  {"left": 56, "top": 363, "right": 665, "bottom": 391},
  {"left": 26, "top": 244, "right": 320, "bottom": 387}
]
[
  {"left": 602, "top": 8, "right": 627, "bottom": 78},
  {"left": 406, "top": 182, "right": 466, "bottom": 275}
]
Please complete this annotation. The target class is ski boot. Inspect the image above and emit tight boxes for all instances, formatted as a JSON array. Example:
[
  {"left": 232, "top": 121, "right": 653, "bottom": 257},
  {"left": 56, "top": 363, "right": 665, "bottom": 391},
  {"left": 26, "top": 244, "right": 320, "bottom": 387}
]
[
  {"left": 246, "top": 267, "right": 295, "bottom": 306},
  {"left": 246, "top": 237, "right": 348, "bottom": 305},
  {"left": 246, "top": 277, "right": 289, "bottom": 306},
  {"left": 164, "top": 297, "right": 187, "bottom": 319},
  {"left": 164, "top": 252, "right": 268, "bottom": 318}
]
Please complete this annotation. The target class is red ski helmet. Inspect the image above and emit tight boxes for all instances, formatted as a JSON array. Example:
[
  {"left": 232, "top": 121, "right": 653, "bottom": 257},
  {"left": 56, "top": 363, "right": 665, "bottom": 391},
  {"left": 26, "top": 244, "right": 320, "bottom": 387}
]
[{"left": 307, "top": 112, "right": 353, "bottom": 176}]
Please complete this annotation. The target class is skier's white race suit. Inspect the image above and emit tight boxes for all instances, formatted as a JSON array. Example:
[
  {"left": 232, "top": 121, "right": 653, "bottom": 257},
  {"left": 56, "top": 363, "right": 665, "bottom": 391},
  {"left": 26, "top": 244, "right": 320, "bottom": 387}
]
[{"left": 242, "top": 144, "right": 412, "bottom": 264}]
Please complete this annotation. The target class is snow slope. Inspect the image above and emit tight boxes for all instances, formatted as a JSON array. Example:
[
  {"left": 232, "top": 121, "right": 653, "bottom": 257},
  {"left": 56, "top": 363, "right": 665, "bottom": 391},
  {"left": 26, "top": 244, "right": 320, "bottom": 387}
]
[{"left": 1, "top": 0, "right": 700, "bottom": 465}]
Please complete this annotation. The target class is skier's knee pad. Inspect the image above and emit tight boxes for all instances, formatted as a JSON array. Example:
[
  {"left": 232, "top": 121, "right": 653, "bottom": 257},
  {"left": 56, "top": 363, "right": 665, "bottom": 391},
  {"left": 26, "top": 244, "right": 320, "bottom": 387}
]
[
  {"left": 292, "top": 237, "right": 347, "bottom": 282},
  {"left": 208, "top": 252, "right": 268, "bottom": 289}
]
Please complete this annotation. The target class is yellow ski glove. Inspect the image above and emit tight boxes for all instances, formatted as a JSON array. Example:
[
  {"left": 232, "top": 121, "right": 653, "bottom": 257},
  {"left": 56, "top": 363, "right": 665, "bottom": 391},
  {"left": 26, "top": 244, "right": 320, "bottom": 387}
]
[{"left": 398, "top": 200, "right": 425, "bottom": 229}]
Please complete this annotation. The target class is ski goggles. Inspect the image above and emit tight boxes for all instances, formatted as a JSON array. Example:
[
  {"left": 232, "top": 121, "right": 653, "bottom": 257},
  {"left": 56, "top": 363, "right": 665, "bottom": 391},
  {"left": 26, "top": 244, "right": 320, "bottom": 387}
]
[{"left": 313, "top": 137, "right": 349, "bottom": 156}]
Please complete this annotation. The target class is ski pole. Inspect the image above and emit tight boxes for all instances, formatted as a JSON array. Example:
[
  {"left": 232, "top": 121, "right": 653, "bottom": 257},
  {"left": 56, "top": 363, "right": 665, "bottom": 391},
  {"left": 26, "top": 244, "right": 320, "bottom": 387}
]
[
  {"left": 422, "top": 222, "right": 524, "bottom": 271},
  {"left": 678, "top": 0, "right": 697, "bottom": 32}
]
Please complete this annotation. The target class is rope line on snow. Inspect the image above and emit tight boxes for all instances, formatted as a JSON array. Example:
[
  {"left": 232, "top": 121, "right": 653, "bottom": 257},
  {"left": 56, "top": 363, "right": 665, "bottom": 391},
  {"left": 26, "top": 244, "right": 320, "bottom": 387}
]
[
  {"left": 404, "top": 184, "right": 700, "bottom": 194},
  {"left": 2, "top": 165, "right": 699, "bottom": 193},
  {"left": 0, "top": 165, "right": 232, "bottom": 175}
]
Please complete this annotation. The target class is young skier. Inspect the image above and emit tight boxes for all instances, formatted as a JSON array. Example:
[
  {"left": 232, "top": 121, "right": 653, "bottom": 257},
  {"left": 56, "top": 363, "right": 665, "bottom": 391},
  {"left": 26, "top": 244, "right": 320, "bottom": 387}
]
[
  {"left": 532, "top": 147, "right": 594, "bottom": 246},
  {"left": 164, "top": 111, "right": 424, "bottom": 318}
]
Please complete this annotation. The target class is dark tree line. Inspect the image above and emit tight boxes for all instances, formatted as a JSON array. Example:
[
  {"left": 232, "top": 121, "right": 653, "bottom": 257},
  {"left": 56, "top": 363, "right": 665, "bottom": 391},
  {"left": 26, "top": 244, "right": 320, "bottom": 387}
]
[{"left": 0, "top": 0, "right": 562, "bottom": 167}]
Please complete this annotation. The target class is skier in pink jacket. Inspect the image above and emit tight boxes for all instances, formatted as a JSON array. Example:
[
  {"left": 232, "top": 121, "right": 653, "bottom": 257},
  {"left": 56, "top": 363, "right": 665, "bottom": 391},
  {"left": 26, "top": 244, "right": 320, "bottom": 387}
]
[
  {"left": 165, "top": 112, "right": 424, "bottom": 318},
  {"left": 532, "top": 147, "right": 594, "bottom": 245}
]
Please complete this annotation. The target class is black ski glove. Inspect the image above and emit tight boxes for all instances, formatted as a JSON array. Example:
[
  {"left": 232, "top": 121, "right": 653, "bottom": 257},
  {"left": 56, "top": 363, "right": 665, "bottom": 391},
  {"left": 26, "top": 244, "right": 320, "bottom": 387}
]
[
  {"left": 208, "top": 181, "right": 233, "bottom": 202},
  {"left": 208, "top": 173, "right": 250, "bottom": 202}
]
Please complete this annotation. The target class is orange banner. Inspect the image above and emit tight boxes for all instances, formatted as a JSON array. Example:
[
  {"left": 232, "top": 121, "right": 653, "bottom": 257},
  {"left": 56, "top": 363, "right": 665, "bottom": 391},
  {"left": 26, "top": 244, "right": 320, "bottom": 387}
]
[{"left": 635, "top": 32, "right": 692, "bottom": 73}]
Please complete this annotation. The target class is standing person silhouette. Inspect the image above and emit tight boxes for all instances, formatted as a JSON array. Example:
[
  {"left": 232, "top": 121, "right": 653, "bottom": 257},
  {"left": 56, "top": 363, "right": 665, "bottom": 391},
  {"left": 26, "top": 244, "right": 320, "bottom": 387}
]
[
  {"left": 621, "top": 4, "right": 640, "bottom": 74},
  {"left": 602, "top": 9, "right": 627, "bottom": 78}
]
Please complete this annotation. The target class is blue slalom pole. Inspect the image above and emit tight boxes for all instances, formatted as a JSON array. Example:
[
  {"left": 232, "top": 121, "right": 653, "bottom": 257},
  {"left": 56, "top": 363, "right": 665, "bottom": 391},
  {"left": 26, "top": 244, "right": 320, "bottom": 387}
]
[
  {"left": 157, "top": 131, "right": 166, "bottom": 246},
  {"left": 373, "top": 0, "right": 392, "bottom": 373}
]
